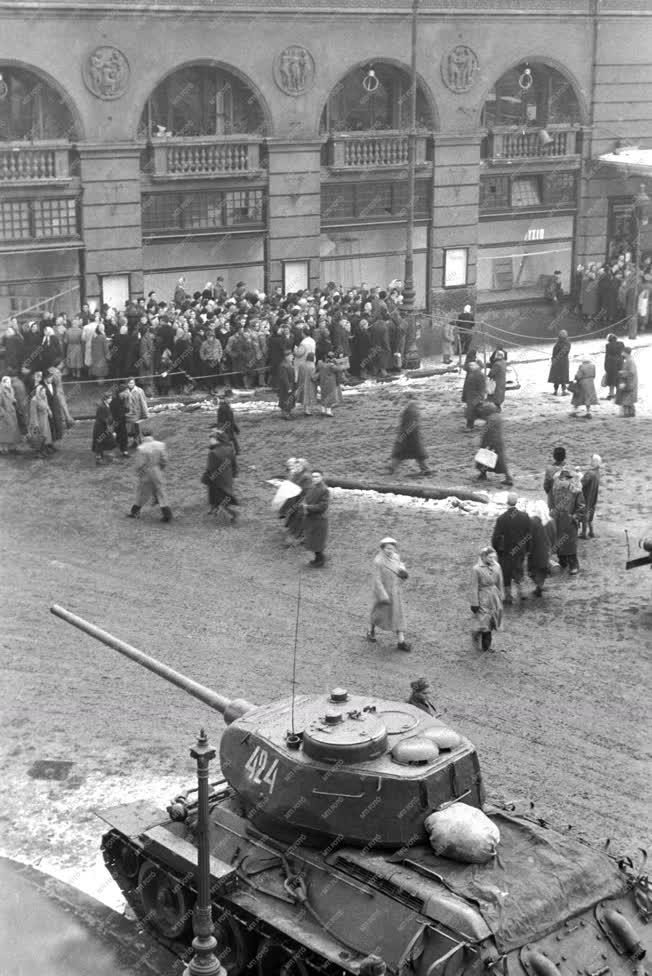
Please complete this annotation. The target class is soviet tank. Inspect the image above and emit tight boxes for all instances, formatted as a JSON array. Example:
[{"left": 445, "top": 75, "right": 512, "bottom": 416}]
[{"left": 51, "top": 605, "right": 650, "bottom": 976}]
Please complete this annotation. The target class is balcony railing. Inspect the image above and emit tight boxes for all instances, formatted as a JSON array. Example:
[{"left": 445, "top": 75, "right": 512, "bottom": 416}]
[
  {"left": 324, "top": 131, "right": 429, "bottom": 170},
  {"left": 0, "top": 142, "right": 71, "bottom": 183},
  {"left": 148, "top": 136, "right": 262, "bottom": 179},
  {"left": 484, "top": 126, "right": 581, "bottom": 163}
]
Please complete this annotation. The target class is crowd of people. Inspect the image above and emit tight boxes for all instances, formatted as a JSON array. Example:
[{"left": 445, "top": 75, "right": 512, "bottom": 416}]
[
  {"left": 546, "top": 329, "right": 639, "bottom": 417},
  {"left": 570, "top": 251, "right": 652, "bottom": 338}
]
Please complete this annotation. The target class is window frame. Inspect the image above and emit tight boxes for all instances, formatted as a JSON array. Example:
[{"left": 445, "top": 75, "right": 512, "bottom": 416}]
[{"left": 442, "top": 247, "right": 469, "bottom": 289}]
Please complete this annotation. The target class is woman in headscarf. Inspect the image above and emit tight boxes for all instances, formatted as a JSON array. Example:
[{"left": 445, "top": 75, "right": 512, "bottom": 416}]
[
  {"left": 526, "top": 499, "right": 556, "bottom": 597},
  {"left": 63, "top": 316, "right": 84, "bottom": 379},
  {"left": 28, "top": 384, "right": 53, "bottom": 457},
  {"left": 367, "top": 537, "right": 412, "bottom": 652},
  {"left": 0, "top": 376, "right": 20, "bottom": 454},
  {"left": 90, "top": 323, "right": 111, "bottom": 380},
  {"left": 470, "top": 546, "right": 504, "bottom": 652},
  {"left": 580, "top": 454, "right": 601, "bottom": 539},
  {"left": 547, "top": 329, "right": 571, "bottom": 395},
  {"left": 569, "top": 357, "right": 598, "bottom": 418},
  {"left": 280, "top": 457, "right": 312, "bottom": 546},
  {"left": 293, "top": 329, "right": 317, "bottom": 416},
  {"left": 550, "top": 467, "right": 586, "bottom": 575},
  {"left": 488, "top": 349, "right": 507, "bottom": 410},
  {"left": 475, "top": 402, "right": 513, "bottom": 487}
]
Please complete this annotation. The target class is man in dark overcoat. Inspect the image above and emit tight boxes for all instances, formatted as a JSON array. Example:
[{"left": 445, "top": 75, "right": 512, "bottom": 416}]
[
  {"left": 491, "top": 493, "right": 532, "bottom": 603},
  {"left": 488, "top": 350, "right": 507, "bottom": 410},
  {"left": 204, "top": 431, "right": 239, "bottom": 522},
  {"left": 278, "top": 349, "right": 296, "bottom": 420},
  {"left": 462, "top": 361, "right": 486, "bottom": 430},
  {"left": 301, "top": 470, "right": 329, "bottom": 567},
  {"left": 547, "top": 329, "right": 571, "bottom": 395},
  {"left": 389, "top": 393, "right": 432, "bottom": 475},
  {"left": 367, "top": 318, "right": 391, "bottom": 378}
]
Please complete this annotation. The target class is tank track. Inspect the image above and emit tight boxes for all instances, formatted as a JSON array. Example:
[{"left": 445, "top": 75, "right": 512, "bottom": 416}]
[{"left": 102, "top": 829, "right": 344, "bottom": 975}]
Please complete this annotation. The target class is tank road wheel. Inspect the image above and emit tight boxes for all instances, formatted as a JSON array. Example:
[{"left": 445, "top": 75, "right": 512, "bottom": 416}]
[
  {"left": 212, "top": 911, "right": 255, "bottom": 976},
  {"left": 137, "top": 860, "right": 192, "bottom": 939},
  {"left": 256, "top": 938, "right": 310, "bottom": 976}
]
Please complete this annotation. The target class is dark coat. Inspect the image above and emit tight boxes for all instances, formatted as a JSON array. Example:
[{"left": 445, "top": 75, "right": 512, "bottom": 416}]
[
  {"left": 479, "top": 411, "right": 508, "bottom": 475},
  {"left": 205, "top": 442, "right": 238, "bottom": 508},
  {"left": 581, "top": 469, "right": 600, "bottom": 522},
  {"left": 550, "top": 482, "right": 585, "bottom": 556},
  {"left": 488, "top": 359, "right": 507, "bottom": 406},
  {"left": 548, "top": 338, "right": 571, "bottom": 386},
  {"left": 217, "top": 401, "right": 240, "bottom": 454},
  {"left": 392, "top": 400, "right": 427, "bottom": 462},
  {"left": 462, "top": 366, "right": 486, "bottom": 405},
  {"left": 527, "top": 516, "right": 555, "bottom": 577},
  {"left": 302, "top": 482, "right": 329, "bottom": 553},
  {"left": 278, "top": 361, "right": 296, "bottom": 411},
  {"left": 492, "top": 507, "right": 531, "bottom": 580},
  {"left": 91, "top": 401, "right": 115, "bottom": 454},
  {"left": 4, "top": 333, "right": 24, "bottom": 372},
  {"left": 604, "top": 338, "right": 624, "bottom": 387},
  {"left": 268, "top": 333, "right": 289, "bottom": 387},
  {"left": 367, "top": 321, "right": 391, "bottom": 371}
]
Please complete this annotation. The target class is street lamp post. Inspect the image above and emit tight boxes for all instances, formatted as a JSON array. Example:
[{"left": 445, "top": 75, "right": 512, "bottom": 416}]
[
  {"left": 402, "top": 0, "right": 419, "bottom": 317},
  {"left": 184, "top": 728, "right": 225, "bottom": 976},
  {"left": 630, "top": 183, "right": 650, "bottom": 340}
]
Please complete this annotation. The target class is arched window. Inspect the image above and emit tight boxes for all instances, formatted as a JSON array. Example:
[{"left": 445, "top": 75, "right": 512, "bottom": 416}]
[
  {"left": 320, "top": 63, "right": 434, "bottom": 133},
  {"left": 0, "top": 66, "right": 78, "bottom": 141},
  {"left": 482, "top": 62, "right": 582, "bottom": 129},
  {"left": 139, "top": 65, "right": 266, "bottom": 139}
]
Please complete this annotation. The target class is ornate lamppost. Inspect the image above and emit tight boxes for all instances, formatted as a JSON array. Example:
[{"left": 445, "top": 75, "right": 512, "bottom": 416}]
[
  {"left": 184, "top": 728, "right": 226, "bottom": 976},
  {"left": 629, "top": 183, "right": 650, "bottom": 340}
]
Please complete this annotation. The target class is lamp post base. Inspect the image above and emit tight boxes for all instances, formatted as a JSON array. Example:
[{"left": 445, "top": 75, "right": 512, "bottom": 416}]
[{"left": 184, "top": 932, "right": 226, "bottom": 976}]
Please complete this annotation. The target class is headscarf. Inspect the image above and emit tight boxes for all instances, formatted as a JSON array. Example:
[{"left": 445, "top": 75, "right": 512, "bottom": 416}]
[{"left": 590, "top": 454, "right": 602, "bottom": 469}]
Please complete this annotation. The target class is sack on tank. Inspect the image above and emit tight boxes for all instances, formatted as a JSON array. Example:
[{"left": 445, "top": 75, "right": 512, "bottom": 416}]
[{"left": 425, "top": 803, "right": 500, "bottom": 864}]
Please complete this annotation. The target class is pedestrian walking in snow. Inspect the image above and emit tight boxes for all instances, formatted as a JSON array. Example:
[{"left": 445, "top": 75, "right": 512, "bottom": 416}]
[
  {"left": 470, "top": 546, "right": 504, "bottom": 652},
  {"left": 127, "top": 428, "right": 172, "bottom": 523},
  {"left": 388, "top": 393, "right": 432, "bottom": 475},
  {"left": 580, "top": 454, "right": 601, "bottom": 539},
  {"left": 367, "top": 538, "right": 412, "bottom": 652},
  {"left": 491, "top": 493, "right": 532, "bottom": 604}
]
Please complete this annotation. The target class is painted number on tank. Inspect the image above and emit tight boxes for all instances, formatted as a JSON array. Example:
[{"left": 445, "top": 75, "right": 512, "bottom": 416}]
[{"left": 244, "top": 746, "right": 279, "bottom": 793}]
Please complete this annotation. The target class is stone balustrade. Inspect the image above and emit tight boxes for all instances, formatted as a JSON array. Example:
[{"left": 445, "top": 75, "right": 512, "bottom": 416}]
[
  {"left": 0, "top": 143, "right": 71, "bottom": 182},
  {"left": 150, "top": 137, "right": 261, "bottom": 178},
  {"left": 326, "top": 131, "right": 429, "bottom": 169},
  {"left": 485, "top": 126, "right": 580, "bottom": 161}
]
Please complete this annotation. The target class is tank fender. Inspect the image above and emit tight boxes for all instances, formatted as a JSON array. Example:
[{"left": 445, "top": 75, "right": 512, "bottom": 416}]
[{"left": 600, "top": 908, "right": 646, "bottom": 959}]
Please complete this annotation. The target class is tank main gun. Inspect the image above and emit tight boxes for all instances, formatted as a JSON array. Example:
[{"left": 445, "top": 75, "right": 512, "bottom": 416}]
[{"left": 50, "top": 604, "right": 255, "bottom": 724}]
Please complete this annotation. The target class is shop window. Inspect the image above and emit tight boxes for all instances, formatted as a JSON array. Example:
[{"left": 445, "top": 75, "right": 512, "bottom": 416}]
[
  {"left": 355, "top": 182, "right": 392, "bottom": 218},
  {"left": 0, "top": 201, "right": 30, "bottom": 240},
  {"left": 482, "top": 63, "right": 581, "bottom": 129},
  {"left": 225, "top": 190, "right": 264, "bottom": 225},
  {"left": 480, "top": 176, "right": 510, "bottom": 212},
  {"left": 511, "top": 177, "right": 542, "bottom": 208},
  {"left": 321, "top": 180, "right": 429, "bottom": 223}
]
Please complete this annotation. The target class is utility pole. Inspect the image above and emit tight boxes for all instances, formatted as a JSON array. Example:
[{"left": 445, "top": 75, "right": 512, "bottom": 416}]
[{"left": 402, "top": 0, "right": 419, "bottom": 316}]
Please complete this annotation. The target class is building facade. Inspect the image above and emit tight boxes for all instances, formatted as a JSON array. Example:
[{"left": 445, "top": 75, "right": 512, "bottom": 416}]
[{"left": 1, "top": 0, "right": 651, "bottom": 323}]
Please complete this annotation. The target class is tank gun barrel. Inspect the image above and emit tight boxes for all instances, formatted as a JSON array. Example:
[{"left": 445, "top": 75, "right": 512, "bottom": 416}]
[{"left": 50, "top": 605, "right": 255, "bottom": 724}]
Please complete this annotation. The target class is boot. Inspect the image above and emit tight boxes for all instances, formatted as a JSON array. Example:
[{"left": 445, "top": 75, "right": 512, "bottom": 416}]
[
  {"left": 160, "top": 506, "right": 172, "bottom": 523},
  {"left": 579, "top": 527, "right": 587, "bottom": 539},
  {"left": 481, "top": 632, "right": 493, "bottom": 651},
  {"left": 588, "top": 523, "right": 595, "bottom": 539},
  {"left": 127, "top": 505, "right": 141, "bottom": 519}
]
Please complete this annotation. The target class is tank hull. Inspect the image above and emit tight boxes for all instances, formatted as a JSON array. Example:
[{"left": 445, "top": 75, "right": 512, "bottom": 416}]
[{"left": 100, "top": 793, "right": 651, "bottom": 976}]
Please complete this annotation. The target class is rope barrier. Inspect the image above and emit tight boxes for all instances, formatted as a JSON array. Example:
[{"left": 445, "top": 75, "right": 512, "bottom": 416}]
[
  {"left": 478, "top": 312, "right": 631, "bottom": 342},
  {"left": 60, "top": 364, "right": 271, "bottom": 386}
]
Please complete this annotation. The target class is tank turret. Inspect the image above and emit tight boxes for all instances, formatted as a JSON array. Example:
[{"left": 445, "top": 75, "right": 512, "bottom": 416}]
[{"left": 51, "top": 604, "right": 484, "bottom": 847}]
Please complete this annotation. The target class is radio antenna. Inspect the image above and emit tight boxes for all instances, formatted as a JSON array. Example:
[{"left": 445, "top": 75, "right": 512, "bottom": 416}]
[{"left": 291, "top": 571, "right": 302, "bottom": 735}]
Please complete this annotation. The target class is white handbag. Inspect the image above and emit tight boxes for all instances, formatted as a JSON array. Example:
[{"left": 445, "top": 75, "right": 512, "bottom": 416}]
[{"left": 475, "top": 448, "right": 498, "bottom": 469}]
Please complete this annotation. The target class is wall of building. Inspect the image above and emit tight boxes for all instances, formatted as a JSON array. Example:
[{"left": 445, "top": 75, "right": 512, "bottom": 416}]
[{"left": 1, "top": 0, "right": 651, "bottom": 315}]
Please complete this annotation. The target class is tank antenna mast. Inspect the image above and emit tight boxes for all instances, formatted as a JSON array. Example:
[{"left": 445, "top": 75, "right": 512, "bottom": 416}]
[{"left": 291, "top": 571, "right": 302, "bottom": 735}]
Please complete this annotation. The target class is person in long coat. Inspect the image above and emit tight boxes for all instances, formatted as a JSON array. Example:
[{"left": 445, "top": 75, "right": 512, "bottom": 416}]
[
  {"left": 367, "top": 318, "right": 391, "bottom": 378},
  {"left": 488, "top": 351, "right": 507, "bottom": 410},
  {"left": 293, "top": 331, "right": 317, "bottom": 415},
  {"left": 43, "top": 366, "right": 73, "bottom": 444},
  {"left": 462, "top": 361, "right": 486, "bottom": 430},
  {"left": 570, "top": 357, "right": 598, "bottom": 418},
  {"left": 0, "top": 376, "right": 20, "bottom": 453},
  {"left": 491, "top": 493, "right": 532, "bottom": 603},
  {"left": 543, "top": 446, "right": 567, "bottom": 509},
  {"left": 526, "top": 499, "right": 556, "bottom": 597},
  {"left": 92, "top": 391, "right": 116, "bottom": 464},
  {"left": 125, "top": 377, "right": 149, "bottom": 447},
  {"left": 603, "top": 334, "right": 624, "bottom": 400},
  {"left": 615, "top": 348, "right": 638, "bottom": 417},
  {"left": 203, "top": 431, "right": 238, "bottom": 522},
  {"left": 388, "top": 393, "right": 432, "bottom": 475},
  {"left": 268, "top": 327, "right": 289, "bottom": 390},
  {"left": 110, "top": 382, "right": 130, "bottom": 455},
  {"left": 90, "top": 325, "right": 111, "bottom": 379},
  {"left": 470, "top": 546, "right": 504, "bottom": 652},
  {"left": 216, "top": 389, "right": 240, "bottom": 455},
  {"left": 278, "top": 349, "right": 296, "bottom": 420},
  {"left": 28, "top": 384, "right": 53, "bottom": 456},
  {"left": 39, "top": 327, "right": 62, "bottom": 373},
  {"left": 128, "top": 429, "right": 172, "bottom": 523},
  {"left": 316, "top": 352, "right": 347, "bottom": 416},
  {"left": 9, "top": 373, "right": 28, "bottom": 436},
  {"left": 580, "top": 454, "right": 601, "bottom": 539},
  {"left": 550, "top": 467, "right": 585, "bottom": 575},
  {"left": 547, "top": 330, "right": 571, "bottom": 395},
  {"left": 366, "top": 537, "right": 411, "bottom": 652},
  {"left": 475, "top": 402, "right": 513, "bottom": 486},
  {"left": 63, "top": 318, "right": 84, "bottom": 378},
  {"left": 301, "top": 469, "right": 329, "bottom": 567},
  {"left": 3, "top": 325, "right": 24, "bottom": 374},
  {"left": 280, "top": 457, "right": 311, "bottom": 543}
]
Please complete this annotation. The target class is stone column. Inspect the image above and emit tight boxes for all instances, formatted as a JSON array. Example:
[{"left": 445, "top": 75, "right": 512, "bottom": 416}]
[
  {"left": 266, "top": 140, "right": 322, "bottom": 292},
  {"left": 78, "top": 143, "right": 144, "bottom": 305},
  {"left": 429, "top": 134, "right": 481, "bottom": 313}
]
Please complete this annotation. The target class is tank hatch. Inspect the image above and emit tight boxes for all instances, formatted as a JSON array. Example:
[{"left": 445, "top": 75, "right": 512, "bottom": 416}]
[{"left": 302, "top": 707, "right": 388, "bottom": 763}]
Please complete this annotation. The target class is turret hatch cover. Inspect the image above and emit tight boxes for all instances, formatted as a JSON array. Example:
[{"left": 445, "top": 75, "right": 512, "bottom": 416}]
[{"left": 302, "top": 710, "right": 388, "bottom": 763}]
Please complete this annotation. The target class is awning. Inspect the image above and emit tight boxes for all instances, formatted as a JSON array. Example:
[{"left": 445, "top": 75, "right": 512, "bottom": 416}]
[{"left": 598, "top": 148, "right": 652, "bottom": 179}]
